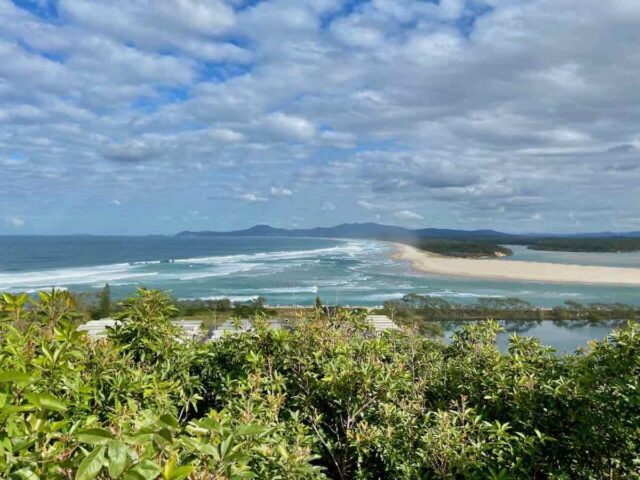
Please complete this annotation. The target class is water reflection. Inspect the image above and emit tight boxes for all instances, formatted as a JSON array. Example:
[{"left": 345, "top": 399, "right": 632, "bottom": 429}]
[{"left": 441, "top": 319, "right": 633, "bottom": 353}]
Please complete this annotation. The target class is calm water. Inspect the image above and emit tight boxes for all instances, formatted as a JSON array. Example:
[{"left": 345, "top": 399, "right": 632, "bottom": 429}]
[
  {"left": 442, "top": 320, "right": 625, "bottom": 353},
  {"left": 0, "top": 236, "right": 639, "bottom": 308},
  {"left": 504, "top": 245, "right": 640, "bottom": 268}
]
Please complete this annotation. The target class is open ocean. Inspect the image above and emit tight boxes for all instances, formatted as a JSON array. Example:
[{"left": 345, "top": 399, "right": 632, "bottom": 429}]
[{"left": 0, "top": 236, "right": 639, "bottom": 307}]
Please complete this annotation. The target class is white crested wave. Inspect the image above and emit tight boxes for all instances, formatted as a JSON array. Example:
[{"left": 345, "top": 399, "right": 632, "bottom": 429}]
[
  {"left": 0, "top": 237, "right": 610, "bottom": 308},
  {"left": 0, "top": 263, "right": 159, "bottom": 291},
  {"left": 170, "top": 263, "right": 262, "bottom": 280},
  {"left": 0, "top": 240, "right": 378, "bottom": 292},
  {"left": 257, "top": 286, "right": 319, "bottom": 294},
  {"left": 178, "top": 295, "right": 261, "bottom": 303},
  {"left": 430, "top": 290, "right": 505, "bottom": 299},
  {"left": 365, "top": 292, "right": 408, "bottom": 301},
  {"left": 172, "top": 241, "right": 373, "bottom": 265}
]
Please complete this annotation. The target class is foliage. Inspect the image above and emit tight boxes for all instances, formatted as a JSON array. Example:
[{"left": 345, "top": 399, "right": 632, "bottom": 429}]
[
  {"left": 525, "top": 237, "right": 640, "bottom": 253},
  {"left": 0, "top": 289, "right": 639, "bottom": 479},
  {"left": 412, "top": 240, "right": 513, "bottom": 258},
  {"left": 98, "top": 284, "right": 111, "bottom": 319},
  {"left": 380, "top": 294, "right": 640, "bottom": 330}
]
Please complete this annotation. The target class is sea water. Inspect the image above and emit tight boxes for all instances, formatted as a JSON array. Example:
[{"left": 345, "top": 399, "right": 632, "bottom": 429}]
[
  {"left": 1, "top": 235, "right": 638, "bottom": 351},
  {"left": 0, "top": 236, "right": 639, "bottom": 308}
]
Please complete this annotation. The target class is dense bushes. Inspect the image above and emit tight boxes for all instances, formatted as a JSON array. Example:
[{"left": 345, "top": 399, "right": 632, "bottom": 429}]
[
  {"left": 0, "top": 289, "right": 639, "bottom": 479},
  {"left": 412, "top": 240, "right": 512, "bottom": 258}
]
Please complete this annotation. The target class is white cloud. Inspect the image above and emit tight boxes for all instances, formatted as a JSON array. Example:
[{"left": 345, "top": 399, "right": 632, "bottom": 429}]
[
  {"left": 357, "top": 200, "right": 378, "bottom": 211},
  {"left": 322, "top": 201, "right": 336, "bottom": 211},
  {"left": 1, "top": 0, "right": 640, "bottom": 233},
  {"left": 235, "top": 193, "right": 267, "bottom": 203},
  {"left": 5, "top": 216, "right": 25, "bottom": 228},
  {"left": 394, "top": 210, "right": 424, "bottom": 221},
  {"left": 263, "top": 112, "right": 316, "bottom": 141},
  {"left": 270, "top": 187, "right": 292, "bottom": 197},
  {"left": 209, "top": 128, "right": 245, "bottom": 143}
]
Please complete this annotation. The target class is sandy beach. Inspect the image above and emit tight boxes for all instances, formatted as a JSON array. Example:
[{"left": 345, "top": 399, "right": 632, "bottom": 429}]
[{"left": 391, "top": 243, "right": 640, "bottom": 286}]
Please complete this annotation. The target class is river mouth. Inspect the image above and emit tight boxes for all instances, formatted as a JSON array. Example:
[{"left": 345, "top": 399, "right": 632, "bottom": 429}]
[{"left": 1, "top": 236, "right": 640, "bottom": 307}]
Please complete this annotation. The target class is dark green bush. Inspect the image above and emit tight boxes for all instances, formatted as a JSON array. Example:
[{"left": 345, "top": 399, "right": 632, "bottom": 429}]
[{"left": 0, "top": 289, "right": 638, "bottom": 479}]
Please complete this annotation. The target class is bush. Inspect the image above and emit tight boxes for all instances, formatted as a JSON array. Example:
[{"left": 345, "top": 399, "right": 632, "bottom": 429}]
[{"left": 0, "top": 289, "right": 638, "bottom": 479}]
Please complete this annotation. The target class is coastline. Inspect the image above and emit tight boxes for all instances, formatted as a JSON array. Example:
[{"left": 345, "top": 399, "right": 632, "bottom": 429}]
[{"left": 390, "top": 243, "right": 640, "bottom": 286}]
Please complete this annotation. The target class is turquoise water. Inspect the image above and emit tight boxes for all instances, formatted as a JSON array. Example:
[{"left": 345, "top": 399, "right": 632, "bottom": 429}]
[{"left": 0, "top": 236, "right": 638, "bottom": 307}]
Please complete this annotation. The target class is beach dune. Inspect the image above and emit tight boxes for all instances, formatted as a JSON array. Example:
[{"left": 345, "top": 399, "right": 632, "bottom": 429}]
[{"left": 392, "top": 243, "right": 640, "bottom": 286}]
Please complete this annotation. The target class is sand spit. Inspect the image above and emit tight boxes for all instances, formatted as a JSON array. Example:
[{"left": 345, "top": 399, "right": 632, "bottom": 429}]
[{"left": 391, "top": 243, "right": 640, "bottom": 286}]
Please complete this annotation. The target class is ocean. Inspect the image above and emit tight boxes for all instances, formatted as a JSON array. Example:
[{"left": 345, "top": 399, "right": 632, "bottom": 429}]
[{"left": 1, "top": 235, "right": 639, "bottom": 307}]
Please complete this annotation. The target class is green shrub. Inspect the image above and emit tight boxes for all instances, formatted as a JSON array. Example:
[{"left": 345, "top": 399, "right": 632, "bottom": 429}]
[{"left": 0, "top": 289, "right": 638, "bottom": 479}]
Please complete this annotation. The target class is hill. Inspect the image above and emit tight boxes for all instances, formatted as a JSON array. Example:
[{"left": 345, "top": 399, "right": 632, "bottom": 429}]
[{"left": 177, "top": 222, "right": 516, "bottom": 241}]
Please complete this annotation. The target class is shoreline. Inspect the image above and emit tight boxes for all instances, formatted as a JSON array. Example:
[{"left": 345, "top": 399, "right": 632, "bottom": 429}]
[{"left": 390, "top": 243, "right": 640, "bottom": 286}]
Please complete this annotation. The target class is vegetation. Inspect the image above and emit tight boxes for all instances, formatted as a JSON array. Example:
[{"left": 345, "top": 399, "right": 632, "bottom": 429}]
[
  {"left": 380, "top": 294, "right": 640, "bottom": 335},
  {"left": 0, "top": 288, "right": 639, "bottom": 479},
  {"left": 411, "top": 240, "right": 513, "bottom": 258},
  {"left": 410, "top": 236, "right": 640, "bottom": 257},
  {"left": 524, "top": 237, "right": 640, "bottom": 253},
  {"left": 97, "top": 283, "right": 112, "bottom": 319},
  {"left": 401, "top": 235, "right": 640, "bottom": 256}
]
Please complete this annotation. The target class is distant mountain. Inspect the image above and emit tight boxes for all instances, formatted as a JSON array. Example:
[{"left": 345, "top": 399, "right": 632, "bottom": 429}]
[{"left": 176, "top": 223, "right": 518, "bottom": 241}]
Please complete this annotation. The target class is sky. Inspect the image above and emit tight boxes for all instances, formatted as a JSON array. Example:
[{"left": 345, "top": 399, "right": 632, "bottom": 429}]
[{"left": 1, "top": 0, "right": 639, "bottom": 235}]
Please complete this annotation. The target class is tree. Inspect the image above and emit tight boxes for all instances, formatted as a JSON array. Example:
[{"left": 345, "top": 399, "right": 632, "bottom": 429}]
[
  {"left": 98, "top": 283, "right": 111, "bottom": 318},
  {"left": 315, "top": 296, "right": 323, "bottom": 311}
]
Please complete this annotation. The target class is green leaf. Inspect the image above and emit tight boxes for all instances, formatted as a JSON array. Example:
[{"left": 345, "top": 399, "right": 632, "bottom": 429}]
[
  {"left": 76, "top": 445, "right": 107, "bottom": 480},
  {"left": 108, "top": 440, "right": 128, "bottom": 479},
  {"left": 14, "top": 468, "right": 39, "bottom": 480},
  {"left": 0, "top": 385, "right": 8, "bottom": 408},
  {"left": 159, "top": 413, "right": 180, "bottom": 429},
  {"left": 169, "top": 466, "right": 194, "bottom": 480},
  {"left": 37, "top": 393, "right": 67, "bottom": 412},
  {"left": 0, "top": 371, "right": 34, "bottom": 383},
  {"left": 24, "top": 392, "right": 67, "bottom": 412},
  {"left": 125, "top": 459, "right": 161, "bottom": 480},
  {"left": 162, "top": 452, "right": 178, "bottom": 480},
  {"left": 0, "top": 405, "right": 35, "bottom": 423},
  {"left": 235, "top": 424, "right": 267, "bottom": 436},
  {"left": 77, "top": 428, "right": 116, "bottom": 445}
]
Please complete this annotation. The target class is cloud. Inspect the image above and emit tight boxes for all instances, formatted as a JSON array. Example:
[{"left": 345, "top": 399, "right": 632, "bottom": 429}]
[
  {"left": 235, "top": 193, "right": 267, "bottom": 203},
  {"left": 1, "top": 0, "right": 640, "bottom": 233},
  {"left": 263, "top": 112, "right": 316, "bottom": 141},
  {"left": 394, "top": 210, "right": 424, "bottom": 221},
  {"left": 209, "top": 128, "right": 245, "bottom": 143},
  {"left": 357, "top": 200, "right": 378, "bottom": 211},
  {"left": 5, "top": 216, "right": 25, "bottom": 228},
  {"left": 270, "top": 187, "right": 292, "bottom": 197}
]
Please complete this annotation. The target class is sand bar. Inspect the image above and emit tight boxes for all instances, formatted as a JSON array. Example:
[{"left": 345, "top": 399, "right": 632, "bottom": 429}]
[{"left": 391, "top": 243, "right": 640, "bottom": 286}]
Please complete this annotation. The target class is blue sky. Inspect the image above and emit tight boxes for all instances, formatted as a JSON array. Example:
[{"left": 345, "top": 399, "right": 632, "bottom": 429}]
[{"left": 1, "top": 0, "right": 639, "bottom": 234}]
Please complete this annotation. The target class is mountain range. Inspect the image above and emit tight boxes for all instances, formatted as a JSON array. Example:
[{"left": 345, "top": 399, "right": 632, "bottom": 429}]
[{"left": 176, "top": 223, "right": 640, "bottom": 241}]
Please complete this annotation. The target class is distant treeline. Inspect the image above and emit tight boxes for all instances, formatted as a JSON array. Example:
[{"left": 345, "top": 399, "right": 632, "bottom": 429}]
[
  {"left": 408, "top": 237, "right": 640, "bottom": 257},
  {"left": 523, "top": 237, "right": 640, "bottom": 253},
  {"left": 378, "top": 294, "right": 640, "bottom": 335},
  {"left": 411, "top": 239, "right": 513, "bottom": 258}
]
